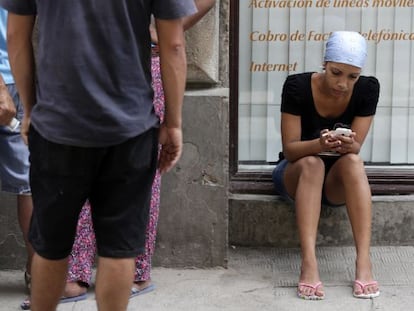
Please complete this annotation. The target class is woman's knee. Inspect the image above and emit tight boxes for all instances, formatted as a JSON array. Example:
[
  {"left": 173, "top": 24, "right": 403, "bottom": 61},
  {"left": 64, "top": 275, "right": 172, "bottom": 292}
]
[
  {"left": 295, "top": 156, "right": 325, "bottom": 179},
  {"left": 298, "top": 156, "right": 324, "bottom": 171},
  {"left": 337, "top": 153, "right": 365, "bottom": 171},
  {"left": 332, "top": 154, "right": 368, "bottom": 185}
]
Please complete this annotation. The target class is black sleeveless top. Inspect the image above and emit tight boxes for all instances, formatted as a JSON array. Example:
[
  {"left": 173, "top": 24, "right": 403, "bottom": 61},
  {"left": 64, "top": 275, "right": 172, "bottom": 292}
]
[{"left": 281, "top": 72, "right": 380, "bottom": 141}]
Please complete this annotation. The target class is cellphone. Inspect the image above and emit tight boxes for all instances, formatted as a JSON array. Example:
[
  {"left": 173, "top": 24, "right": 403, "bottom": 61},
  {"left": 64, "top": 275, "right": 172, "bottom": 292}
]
[{"left": 332, "top": 127, "right": 352, "bottom": 137}]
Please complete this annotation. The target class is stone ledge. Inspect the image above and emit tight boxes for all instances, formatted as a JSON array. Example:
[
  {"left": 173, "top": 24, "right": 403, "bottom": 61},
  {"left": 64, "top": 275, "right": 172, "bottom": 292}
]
[{"left": 229, "top": 194, "right": 414, "bottom": 248}]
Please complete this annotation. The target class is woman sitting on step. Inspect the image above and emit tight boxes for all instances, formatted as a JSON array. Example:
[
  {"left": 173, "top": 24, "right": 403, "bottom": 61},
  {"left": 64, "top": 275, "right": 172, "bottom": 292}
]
[{"left": 272, "top": 31, "right": 380, "bottom": 301}]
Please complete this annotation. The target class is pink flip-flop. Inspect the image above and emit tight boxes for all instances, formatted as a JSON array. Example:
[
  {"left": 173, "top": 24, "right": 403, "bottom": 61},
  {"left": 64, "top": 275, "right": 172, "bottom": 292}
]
[
  {"left": 353, "top": 280, "right": 380, "bottom": 299},
  {"left": 297, "top": 281, "right": 325, "bottom": 300}
]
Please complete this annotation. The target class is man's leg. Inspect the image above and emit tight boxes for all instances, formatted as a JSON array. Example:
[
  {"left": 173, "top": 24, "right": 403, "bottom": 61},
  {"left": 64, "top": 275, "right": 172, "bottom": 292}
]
[
  {"left": 91, "top": 128, "right": 159, "bottom": 310},
  {"left": 27, "top": 127, "right": 92, "bottom": 310},
  {"left": 30, "top": 254, "right": 68, "bottom": 311},
  {"left": 95, "top": 257, "right": 135, "bottom": 311},
  {"left": 17, "top": 194, "right": 34, "bottom": 274}
]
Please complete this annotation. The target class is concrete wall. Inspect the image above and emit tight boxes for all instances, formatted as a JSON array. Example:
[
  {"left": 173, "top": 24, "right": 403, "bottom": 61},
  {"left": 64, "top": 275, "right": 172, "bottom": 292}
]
[
  {"left": 153, "top": 89, "right": 229, "bottom": 268},
  {"left": 151, "top": 0, "right": 231, "bottom": 267},
  {"left": 151, "top": 1, "right": 230, "bottom": 268}
]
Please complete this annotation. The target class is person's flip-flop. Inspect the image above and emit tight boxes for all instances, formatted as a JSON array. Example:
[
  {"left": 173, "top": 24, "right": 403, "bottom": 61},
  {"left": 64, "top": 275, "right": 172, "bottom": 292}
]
[
  {"left": 60, "top": 293, "right": 88, "bottom": 304},
  {"left": 130, "top": 283, "right": 156, "bottom": 298},
  {"left": 353, "top": 280, "right": 380, "bottom": 299},
  {"left": 20, "top": 293, "right": 87, "bottom": 310},
  {"left": 297, "top": 281, "right": 325, "bottom": 300}
]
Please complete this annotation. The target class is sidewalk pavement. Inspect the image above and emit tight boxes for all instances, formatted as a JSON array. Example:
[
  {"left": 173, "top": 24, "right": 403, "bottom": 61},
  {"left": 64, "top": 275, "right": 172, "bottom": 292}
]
[{"left": 1, "top": 246, "right": 413, "bottom": 311}]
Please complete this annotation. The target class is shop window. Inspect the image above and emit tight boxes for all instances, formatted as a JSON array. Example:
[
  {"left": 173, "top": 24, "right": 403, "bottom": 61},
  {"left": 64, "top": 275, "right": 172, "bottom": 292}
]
[{"left": 229, "top": 1, "right": 414, "bottom": 194}]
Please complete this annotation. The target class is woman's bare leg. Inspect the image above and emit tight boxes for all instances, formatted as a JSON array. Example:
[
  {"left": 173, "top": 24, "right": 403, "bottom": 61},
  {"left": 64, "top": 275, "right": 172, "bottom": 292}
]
[
  {"left": 325, "top": 154, "right": 378, "bottom": 295},
  {"left": 284, "top": 156, "right": 325, "bottom": 298}
]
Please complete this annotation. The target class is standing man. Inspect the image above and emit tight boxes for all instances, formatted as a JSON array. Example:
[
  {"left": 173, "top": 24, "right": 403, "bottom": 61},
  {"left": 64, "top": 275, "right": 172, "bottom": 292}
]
[
  {"left": 1, "top": 1, "right": 196, "bottom": 311},
  {"left": 0, "top": 7, "right": 33, "bottom": 291}
]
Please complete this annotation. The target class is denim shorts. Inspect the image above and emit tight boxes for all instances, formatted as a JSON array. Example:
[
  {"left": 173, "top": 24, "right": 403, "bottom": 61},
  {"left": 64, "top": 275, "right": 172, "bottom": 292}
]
[
  {"left": 272, "top": 159, "right": 294, "bottom": 203},
  {"left": 272, "top": 158, "right": 342, "bottom": 207},
  {"left": 0, "top": 84, "right": 30, "bottom": 194},
  {"left": 28, "top": 125, "right": 159, "bottom": 260}
]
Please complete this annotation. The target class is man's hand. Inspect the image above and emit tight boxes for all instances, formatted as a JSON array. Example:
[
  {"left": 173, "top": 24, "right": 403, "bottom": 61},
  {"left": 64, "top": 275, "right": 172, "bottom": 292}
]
[
  {"left": 20, "top": 115, "right": 30, "bottom": 145},
  {"left": 158, "top": 124, "right": 183, "bottom": 174},
  {"left": 0, "top": 84, "right": 16, "bottom": 126}
]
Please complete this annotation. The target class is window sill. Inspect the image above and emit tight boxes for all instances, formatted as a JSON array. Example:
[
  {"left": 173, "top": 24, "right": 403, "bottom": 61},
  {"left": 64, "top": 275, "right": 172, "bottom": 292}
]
[{"left": 230, "top": 167, "right": 414, "bottom": 195}]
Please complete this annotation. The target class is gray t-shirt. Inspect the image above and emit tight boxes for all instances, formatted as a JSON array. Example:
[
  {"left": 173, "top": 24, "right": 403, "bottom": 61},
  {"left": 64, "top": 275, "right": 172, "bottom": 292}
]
[{"left": 0, "top": 0, "right": 196, "bottom": 147}]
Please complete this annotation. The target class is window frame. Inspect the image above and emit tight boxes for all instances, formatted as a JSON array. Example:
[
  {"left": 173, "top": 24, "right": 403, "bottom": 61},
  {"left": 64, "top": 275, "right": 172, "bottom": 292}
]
[{"left": 229, "top": 0, "right": 414, "bottom": 196}]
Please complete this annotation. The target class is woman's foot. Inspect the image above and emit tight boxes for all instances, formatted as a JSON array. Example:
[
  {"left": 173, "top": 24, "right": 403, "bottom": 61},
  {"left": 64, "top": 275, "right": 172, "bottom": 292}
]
[
  {"left": 19, "top": 281, "right": 88, "bottom": 310},
  {"left": 353, "top": 280, "right": 380, "bottom": 299},
  {"left": 298, "top": 257, "right": 325, "bottom": 299},
  {"left": 353, "top": 257, "right": 379, "bottom": 298},
  {"left": 63, "top": 281, "right": 88, "bottom": 298},
  {"left": 297, "top": 281, "right": 325, "bottom": 300},
  {"left": 132, "top": 280, "right": 152, "bottom": 291},
  {"left": 130, "top": 279, "right": 155, "bottom": 298}
]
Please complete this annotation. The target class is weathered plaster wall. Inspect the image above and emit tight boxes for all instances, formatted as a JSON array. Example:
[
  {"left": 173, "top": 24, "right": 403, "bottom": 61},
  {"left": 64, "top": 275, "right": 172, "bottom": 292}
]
[{"left": 153, "top": 89, "right": 229, "bottom": 268}]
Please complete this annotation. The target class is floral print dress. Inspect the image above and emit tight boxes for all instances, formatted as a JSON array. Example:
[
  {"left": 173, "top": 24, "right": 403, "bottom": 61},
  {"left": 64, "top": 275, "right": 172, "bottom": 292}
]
[{"left": 67, "top": 51, "right": 164, "bottom": 285}]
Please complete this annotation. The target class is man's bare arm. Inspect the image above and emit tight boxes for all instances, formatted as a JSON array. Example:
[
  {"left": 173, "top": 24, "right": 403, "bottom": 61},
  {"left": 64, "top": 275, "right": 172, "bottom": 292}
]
[
  {"left": 157, "top": 18, "right": 186, "bottom": 129},
  {"left": 156, "top": 18, "right": 186, "bottom": 173},
  {"left": 7, "top": 13, "right": 36, "bottom": 143}
]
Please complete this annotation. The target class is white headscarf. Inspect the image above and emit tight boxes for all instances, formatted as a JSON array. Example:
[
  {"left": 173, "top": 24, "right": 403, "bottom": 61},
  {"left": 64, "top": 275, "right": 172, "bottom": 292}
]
[{"left": 324, "top": 31, "right": 367, "bottom": 69}]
